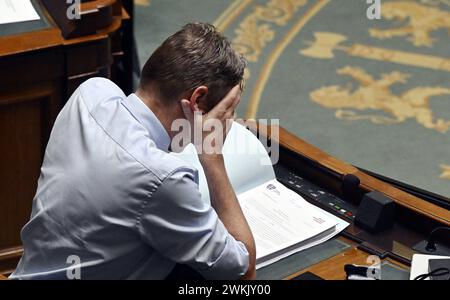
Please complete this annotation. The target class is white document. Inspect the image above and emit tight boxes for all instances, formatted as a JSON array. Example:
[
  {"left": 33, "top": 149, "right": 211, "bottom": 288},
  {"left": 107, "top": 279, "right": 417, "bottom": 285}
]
[
  {"left": 238, "top": 179, "right": 348, "bottom": 268},
  {"left": 171, "top": 122, "right": 349, "bottom": 269},
  {"left": 172, "top": 122, "right": 275, "bottom": 204},
  {"left": 410, "top": 254, "right": 450, "bottom": 280},
  {"left": 0, "top": 0, "right": 40, "bottom": 25}
]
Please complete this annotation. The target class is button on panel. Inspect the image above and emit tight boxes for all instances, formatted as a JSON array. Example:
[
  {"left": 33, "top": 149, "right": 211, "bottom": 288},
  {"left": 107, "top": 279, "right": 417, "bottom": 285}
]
[{"left": 279, "top": 171, "right": 357, "bottom": 221}]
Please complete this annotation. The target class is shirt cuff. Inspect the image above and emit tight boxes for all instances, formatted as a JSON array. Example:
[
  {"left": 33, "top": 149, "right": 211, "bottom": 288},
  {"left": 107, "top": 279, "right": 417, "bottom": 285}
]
[{"left": 196, "top": 235, "right": 249, "bottom": 280}]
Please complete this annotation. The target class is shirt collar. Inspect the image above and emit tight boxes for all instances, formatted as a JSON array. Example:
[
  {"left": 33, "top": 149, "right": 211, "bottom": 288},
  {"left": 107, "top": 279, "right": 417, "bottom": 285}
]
[{"left": 122, "top": 93, "right": 171, "bottom": 152}]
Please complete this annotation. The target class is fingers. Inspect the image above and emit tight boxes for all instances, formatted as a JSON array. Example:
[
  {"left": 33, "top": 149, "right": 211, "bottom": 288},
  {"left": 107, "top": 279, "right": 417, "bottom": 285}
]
[
  {"left": 223, "top": 108, "right": 236, "bottom": 121},
  {"left": 210, "top": 85, "right": 241, "bottom": 116}
]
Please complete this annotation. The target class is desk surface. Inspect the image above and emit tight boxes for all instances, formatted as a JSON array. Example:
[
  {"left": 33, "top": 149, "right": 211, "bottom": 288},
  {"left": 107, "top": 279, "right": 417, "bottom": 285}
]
[
  {"left": 0, "top": 0, "right": 127, "bottom": 57},
  {"left": 0, "top": 237, "right": 410, "bottom": 280},
  {"left": 0, "top": 1, "right": 130, "bottom": 258},
  {"left": 0, "top": 0, "right": 51, "bottom": 37},
  {"left": 0, "top": 126, "right": 444, "bottom": 279},
  {"left": 285, "top": 237, "right": 410, "bottom": 280}
]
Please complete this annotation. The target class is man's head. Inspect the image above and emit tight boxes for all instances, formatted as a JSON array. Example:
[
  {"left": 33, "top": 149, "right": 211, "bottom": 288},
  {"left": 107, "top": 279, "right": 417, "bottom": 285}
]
[{"left": 138, "top": 23, "right": 246, "bottom": 113}]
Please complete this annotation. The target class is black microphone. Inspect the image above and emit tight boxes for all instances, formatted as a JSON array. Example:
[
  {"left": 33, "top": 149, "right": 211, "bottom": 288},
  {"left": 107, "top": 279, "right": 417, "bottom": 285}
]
[
  {"left": 412, "top": 227, "right": 450, "bottom": 256},
  {"left": 425, "top": 227, "right": 450, "bottom": 252},
  {"left": 341, "top": 174, "right": 362, "bottom": 203}
]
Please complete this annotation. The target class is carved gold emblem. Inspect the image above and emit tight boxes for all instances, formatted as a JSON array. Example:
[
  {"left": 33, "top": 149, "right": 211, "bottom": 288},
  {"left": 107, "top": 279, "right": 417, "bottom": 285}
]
[
  {"left": 134, "top": 0, "right": 150, "bottom": 6},
  {"left": 440, "top": 165, "right": 450, "bottom": 179},
  {"left": 232, "top": 0, "right": 307, "bottom": 62},
  {"left": 369, "top": 1, "right": 450, "bottom": 47},
  {"left": 300, "top": 32, "right": 450, "bottom": 72},
  {"left": 310, "top": 66, "right": 450, "bottom": 133},
  {"left": 420, "top": 0, "right": 450, "bottom": 6}
]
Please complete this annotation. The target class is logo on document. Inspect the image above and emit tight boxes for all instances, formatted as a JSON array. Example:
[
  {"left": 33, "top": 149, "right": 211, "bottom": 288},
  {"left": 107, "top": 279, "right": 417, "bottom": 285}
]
[{"left": 266, "top": 184, "right": 280, "bottom": 195}]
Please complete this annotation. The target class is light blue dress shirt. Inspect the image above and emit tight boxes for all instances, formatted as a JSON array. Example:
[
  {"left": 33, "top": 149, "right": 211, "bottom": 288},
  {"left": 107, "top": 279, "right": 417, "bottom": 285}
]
[{"left": 10, "top": 78, "right": 249, "bottom": 280}]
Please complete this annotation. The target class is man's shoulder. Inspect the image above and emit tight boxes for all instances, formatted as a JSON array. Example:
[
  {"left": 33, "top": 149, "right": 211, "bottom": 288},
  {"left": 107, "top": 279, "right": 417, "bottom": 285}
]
[
  {"left": 71, "top": 78, "right": 198, "bottom": 182},
  {"left": 137, "top": 146, "right": 199, "bottom": 183},
  {"left": 79, "top": 77, "right": 124, "bottom": 94},
  {"left": 77, "top": 77, "right": 126, "bottom": 110}
]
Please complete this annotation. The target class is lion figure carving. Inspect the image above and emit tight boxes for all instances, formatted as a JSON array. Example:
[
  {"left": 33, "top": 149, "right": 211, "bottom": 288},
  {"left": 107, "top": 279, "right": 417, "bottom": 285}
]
[
  {"left": 369, "top": 1, "right": 450, "bottom": 47},
  {"left": 310, "top": 66, "right": 450, "bottom": 133}
]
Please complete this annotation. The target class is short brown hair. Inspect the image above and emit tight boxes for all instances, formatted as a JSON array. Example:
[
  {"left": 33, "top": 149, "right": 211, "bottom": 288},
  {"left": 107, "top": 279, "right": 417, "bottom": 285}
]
[{"left": 139, "top": 23, "right": 246, "bottom": 110}]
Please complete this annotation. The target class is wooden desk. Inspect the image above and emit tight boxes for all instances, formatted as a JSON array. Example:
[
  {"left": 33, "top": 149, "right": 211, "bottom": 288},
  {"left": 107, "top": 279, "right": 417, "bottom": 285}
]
[
  {"left": 1, "top": 122, "right": 448, "bottom": 278},
  {"left": 0, "top": 0, "right": 131, "bottom": 262},
  {"left": 249, "top": 122, "right": 448, "bottom": 280},
  {"left": 284, "top": 237, "right": 409, "bottom": 280}
]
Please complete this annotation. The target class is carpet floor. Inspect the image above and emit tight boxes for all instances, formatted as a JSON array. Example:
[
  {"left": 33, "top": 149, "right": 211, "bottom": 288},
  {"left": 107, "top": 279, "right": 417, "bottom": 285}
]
[{"left": 135, "top": 0, "right": 450, "bottom": 199}]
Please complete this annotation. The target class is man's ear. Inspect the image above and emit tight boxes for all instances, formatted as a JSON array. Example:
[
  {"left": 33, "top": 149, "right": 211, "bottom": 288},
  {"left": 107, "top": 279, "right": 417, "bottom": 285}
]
[{"left": 188, "top": 86, "right": 208, "bottom": 113}]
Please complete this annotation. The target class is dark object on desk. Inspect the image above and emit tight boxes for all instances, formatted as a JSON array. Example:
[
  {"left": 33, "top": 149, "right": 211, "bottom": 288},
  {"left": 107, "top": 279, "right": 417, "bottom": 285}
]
[
  {"left": 41, "top": 0, "right": 121, "bottom": 39},
  {"left": 414, "top": 259, "right": 450, "bottom": 280},
  {"left": 428, "top": 259, "right": 450, "bottom": 280},
  {"left": 344, "top": 264, "right": 380, "bottom": 280},
  {"left": 291, "top": 272, "right": 324, "bottom": 280},
  {"left": 355, "top": 190, "right": 395, "bottom": 233},
  {"left": 341, "top": 174, "right": 362, "bottom": 204},
  {"left": 344, "top": 264, "right": 369, "bottom": 279},
  {"left": 413, "top": 227, "right": 450, "bottom": 256}
]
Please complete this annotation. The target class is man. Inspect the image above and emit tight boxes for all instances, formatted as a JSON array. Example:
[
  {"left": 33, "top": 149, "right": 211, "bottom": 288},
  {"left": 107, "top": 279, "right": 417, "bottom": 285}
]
[{"left": 11, "top": 23, "right": 256, "bottom": 280}]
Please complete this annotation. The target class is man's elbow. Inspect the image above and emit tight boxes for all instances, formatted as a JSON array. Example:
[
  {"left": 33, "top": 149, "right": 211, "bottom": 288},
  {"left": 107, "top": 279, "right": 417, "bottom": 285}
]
[
  {"left": 241, "top": 238, "right": 257, "bottom": 280},
  {"left": 240, "top": 266, "right": 256, "bottom": 280},
  {"left": 240, "top": 250, "right": 256, "bottom": 280}
]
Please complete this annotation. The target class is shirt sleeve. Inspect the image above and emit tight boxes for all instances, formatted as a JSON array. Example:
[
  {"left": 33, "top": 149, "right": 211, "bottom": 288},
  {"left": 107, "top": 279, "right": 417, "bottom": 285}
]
[{"left": 137, "top": 168, "right": 249, "bottom": 280}]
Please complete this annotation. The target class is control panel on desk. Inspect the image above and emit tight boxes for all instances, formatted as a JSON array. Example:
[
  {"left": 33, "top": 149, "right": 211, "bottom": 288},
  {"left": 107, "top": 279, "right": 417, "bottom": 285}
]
[{"left": 274, "top": 165, "right": 357, "bottom": 222}]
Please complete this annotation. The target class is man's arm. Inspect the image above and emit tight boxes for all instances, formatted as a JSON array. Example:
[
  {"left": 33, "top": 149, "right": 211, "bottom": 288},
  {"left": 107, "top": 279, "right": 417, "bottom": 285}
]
[
  {"left": 138, "top": 168, "right": 251, "bottom": 279},
  {"left": 181, "top": 84, "right": 257, "bottom": 279},
  {"left": 200, "top": 155, "right": 257, "bottom": 280}
]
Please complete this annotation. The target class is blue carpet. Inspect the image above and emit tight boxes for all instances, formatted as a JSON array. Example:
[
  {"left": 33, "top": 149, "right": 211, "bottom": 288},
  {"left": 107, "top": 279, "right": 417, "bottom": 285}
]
[{"left": 134, "top": 0, "right": 450, "bottom": 199}]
